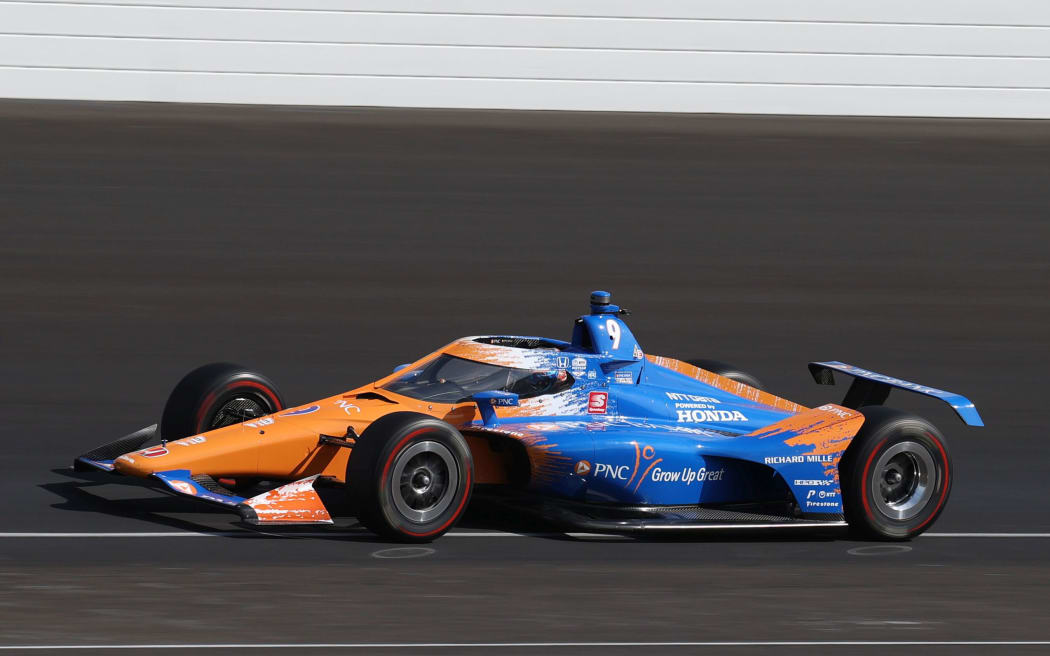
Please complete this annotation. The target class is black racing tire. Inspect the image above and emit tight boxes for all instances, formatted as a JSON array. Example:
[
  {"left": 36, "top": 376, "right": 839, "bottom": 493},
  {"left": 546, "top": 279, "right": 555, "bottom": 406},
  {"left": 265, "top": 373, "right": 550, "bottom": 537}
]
[
  {"left": 349, "top": 412, "right": 474, "bottom": 543},
  {"left": 686, "top": 358, "right": 765, "bottom": 391},
  {"left": 840, "top": 406, "right": 952, "bottom": 540},
  {"left": 160, "top": 362, "right": 285, "bottom": 440}
]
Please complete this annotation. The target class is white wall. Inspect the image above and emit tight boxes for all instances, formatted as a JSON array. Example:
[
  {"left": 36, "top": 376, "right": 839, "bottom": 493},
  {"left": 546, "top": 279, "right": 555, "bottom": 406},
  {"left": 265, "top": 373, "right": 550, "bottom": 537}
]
[{"left": 2, "top": 0, "right": 1049, "bottom": 117}]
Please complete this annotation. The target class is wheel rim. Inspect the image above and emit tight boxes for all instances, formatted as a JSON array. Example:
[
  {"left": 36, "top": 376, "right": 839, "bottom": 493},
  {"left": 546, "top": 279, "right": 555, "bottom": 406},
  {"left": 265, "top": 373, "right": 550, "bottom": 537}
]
[
  {"left": 209, "top": 395, "right": 268, "bottom": 430},
  {"left": 870, "top": 441, "right": 937, "bottom": 521},
  {"left": 389, "top": 440, "right": 459, "bottom": 524}
]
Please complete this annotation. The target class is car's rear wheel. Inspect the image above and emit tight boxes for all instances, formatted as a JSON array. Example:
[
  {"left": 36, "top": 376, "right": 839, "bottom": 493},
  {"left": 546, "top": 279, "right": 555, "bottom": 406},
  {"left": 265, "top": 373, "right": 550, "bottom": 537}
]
[
  {"left": 686, "top": 358, "right": 764, "bottom": 390},
  {"left": 349, "top": 412, "right": 473, "bottom": 542},
  {"left": 840, "top": 406, "right": 952, "bottom": 540},
  {"left": 160, "top": 362, "right": 285, "bottom": 440}
]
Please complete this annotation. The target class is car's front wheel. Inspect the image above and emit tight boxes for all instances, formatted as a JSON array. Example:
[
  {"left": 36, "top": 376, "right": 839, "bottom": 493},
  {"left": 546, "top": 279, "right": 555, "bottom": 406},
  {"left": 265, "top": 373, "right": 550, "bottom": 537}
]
[
  {"left": 160, "top": 362, "right": 285, "bottom": 440},
  {"left": 840, "top": 406, "right": 952, "bottom": 540},
  {"left": 349, "top": 412, "right": 474, "bottom": 542}
]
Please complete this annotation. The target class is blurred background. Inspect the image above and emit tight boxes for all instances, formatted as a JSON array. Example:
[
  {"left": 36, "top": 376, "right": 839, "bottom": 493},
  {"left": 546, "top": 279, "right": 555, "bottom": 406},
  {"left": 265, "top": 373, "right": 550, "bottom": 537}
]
[{"left": 1, "top": 1, "right": 1049, "bottom": 653}]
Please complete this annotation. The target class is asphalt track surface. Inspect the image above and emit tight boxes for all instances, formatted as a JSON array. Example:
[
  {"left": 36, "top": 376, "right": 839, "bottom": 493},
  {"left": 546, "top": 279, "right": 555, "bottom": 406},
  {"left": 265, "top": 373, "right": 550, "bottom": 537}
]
[{"left": 1, "top": 101, "right": 1049, "bottom": 654}]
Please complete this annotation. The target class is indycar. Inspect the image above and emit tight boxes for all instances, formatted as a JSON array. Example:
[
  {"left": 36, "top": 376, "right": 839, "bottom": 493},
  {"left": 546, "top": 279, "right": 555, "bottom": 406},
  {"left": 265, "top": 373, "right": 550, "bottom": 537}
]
[{"left": 73, "top": 291, "right": 982, "bottom": 542}]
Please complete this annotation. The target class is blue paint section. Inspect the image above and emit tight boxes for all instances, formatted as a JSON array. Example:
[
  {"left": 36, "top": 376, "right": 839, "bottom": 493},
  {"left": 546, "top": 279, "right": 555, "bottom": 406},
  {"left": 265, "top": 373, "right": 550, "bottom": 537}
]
[
  {"left": 572, "top": 314, "right": 645, "bottom": 361},
  {"left": 152, "top": 469, "right": 246, "bottom": 507},
  {"left": 812, "top": 361, "right": 984, "bottom": 427},
  {"left": 472, "top": 390, "right": 519, "bottom": 426},
  {"left": 491, "top": 413, "right": 845, "bottom": 512}
]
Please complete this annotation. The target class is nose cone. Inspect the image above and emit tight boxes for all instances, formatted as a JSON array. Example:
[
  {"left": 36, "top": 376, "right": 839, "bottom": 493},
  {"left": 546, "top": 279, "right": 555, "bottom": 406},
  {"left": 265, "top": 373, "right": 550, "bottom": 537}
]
[
  {"left": 113, "top": 441, "right": 196, "bottom": 477},
  {"left": 112, "top": 429, "right": 259, "bottom": 478}
]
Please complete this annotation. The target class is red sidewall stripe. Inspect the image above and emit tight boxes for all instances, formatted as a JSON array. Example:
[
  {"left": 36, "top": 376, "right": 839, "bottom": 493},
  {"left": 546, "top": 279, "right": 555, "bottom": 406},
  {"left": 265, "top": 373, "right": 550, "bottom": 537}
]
[
  {"left": 380, "top": 428, "right": 472, "bottom": 538},
  {"left": 195, "top": 380, "right": 282, "bottom": 432},
  {"left": 860, "top": 438, "right": 889, "bottom": 522},
  {"left": 913, "top": 432, "right": 951, "bottom": 533}
]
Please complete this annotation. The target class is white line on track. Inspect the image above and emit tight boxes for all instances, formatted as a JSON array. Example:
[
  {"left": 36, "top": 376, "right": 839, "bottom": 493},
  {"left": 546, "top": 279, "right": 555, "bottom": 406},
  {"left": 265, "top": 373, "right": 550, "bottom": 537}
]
[
  {"left": 924, "top": 533, "right": 1050, "bottom": 538},
  {"left": 0, "top": 531, "right": 1048, "bottom": 538},
  {"left": 0, "top": 531, "right": 612, "bottom": 538},
  {"left": 1, "top": 641, "right": 1049, "bottom": 649}
]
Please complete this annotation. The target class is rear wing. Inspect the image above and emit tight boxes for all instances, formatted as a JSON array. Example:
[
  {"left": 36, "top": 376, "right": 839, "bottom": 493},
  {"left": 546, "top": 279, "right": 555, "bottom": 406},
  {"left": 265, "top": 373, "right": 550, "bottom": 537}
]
[{"left": 808, "top": 361, "right": 983, "bottom": 427}]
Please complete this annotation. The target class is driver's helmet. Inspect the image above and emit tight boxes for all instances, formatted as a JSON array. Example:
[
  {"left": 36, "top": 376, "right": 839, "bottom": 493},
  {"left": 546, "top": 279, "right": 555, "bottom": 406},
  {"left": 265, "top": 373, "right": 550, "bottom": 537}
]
[{"left": 511, "top": 370, "right": 566, "bottom": 397}]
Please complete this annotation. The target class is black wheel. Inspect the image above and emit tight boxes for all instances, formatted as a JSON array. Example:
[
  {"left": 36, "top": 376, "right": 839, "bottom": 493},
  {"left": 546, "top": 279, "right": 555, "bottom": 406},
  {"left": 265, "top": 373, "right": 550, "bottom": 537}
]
[
  {"left": 349, "top": 412, "right": 473, "bottom": 542},
  {"left": 840, "top": 406, "right": 952, "bottom": 540},
  {"left": 160, "top": 362, "right": 285, "bottom": 440},
  {"left": 686, "top": 358, "right": 764, "bottom": 390}
]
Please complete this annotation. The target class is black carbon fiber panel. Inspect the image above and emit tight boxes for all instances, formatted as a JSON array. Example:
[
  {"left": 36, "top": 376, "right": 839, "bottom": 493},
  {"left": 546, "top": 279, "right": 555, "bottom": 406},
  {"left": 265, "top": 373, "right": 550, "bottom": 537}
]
[{"left": 78, "top": 425, "right": 156, "bottom": 462}]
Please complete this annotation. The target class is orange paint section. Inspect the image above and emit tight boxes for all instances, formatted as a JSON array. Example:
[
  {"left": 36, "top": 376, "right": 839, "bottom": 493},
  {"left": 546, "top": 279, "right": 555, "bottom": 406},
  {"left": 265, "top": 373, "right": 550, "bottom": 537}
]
[
  {"left": 465, "top": 434, "right": 512, "bottom": 485},
  {"left": 646, "top": 355, "right": 806, "bottom": 414},
  {"left": 515, "top": 433, "right": 572, "bottom": 485},
  {"left": 241, "top": 476, "right": 333, "bottom": 524},
  {"left": 111, "top": 339, "right": 568, "bottom": 487},
  {"left": 748, "top": 404, "right": 865, "bottom": 478}
]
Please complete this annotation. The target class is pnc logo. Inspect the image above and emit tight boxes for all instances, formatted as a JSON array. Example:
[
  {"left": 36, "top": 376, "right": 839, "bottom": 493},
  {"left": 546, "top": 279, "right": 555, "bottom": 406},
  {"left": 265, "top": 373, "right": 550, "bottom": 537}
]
[
  {"left": 575, "top": 460, "right": 592, "bottom": 475},
  {"left": 594, "top": 463, "right": 630, "bottom": 480}
]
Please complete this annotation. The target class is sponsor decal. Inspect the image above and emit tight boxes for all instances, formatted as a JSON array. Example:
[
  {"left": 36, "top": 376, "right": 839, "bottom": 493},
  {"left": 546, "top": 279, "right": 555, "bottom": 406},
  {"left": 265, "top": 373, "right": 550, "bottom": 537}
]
[
  {"left": 666, "top": 392, "right": 720, "bottom": 403},
  {"left": 169, "top": 480, "right": 197, "bottom": 496},
  {"left": 117, "top": 455, "right": 135, "bottom": 464},
  {"left": 818, "top": 489, "right": 838, "bottom": 499},
  {"left": 594, "top": 463, "right": 630, "bottom": 480},
  {"left": 805, "top": 499, "right": 839, "bottom": 508},
  {"left": 556, "top": 356, "right": 569, "bottom": 369},
  {"left": 139, "top": 446, "right": 169, "bottom": 458},
  {"left": 587, "top": 391, "right": 608, "bottom": 414},
  {"left": 633, "top": 344, "right": 643, "bottom": 360},
  {"left": 574, "top": 460, "right": 592, "bottom": 475},
  {"left": 650, "top": 466, "right": 725, "bottom": 485},
  {"left": 768, "top": 453, "right": 831, "bottom": 463},
  {"left": 817, "top": 404, "right": 852, "bottom": 419},
  {"left": 245, "top": 416, "right": 275, "bottom": 429},
  {"left": 676, "top": 409, "right": 747, "bottom": 422},
  {"left": 587, "top": 370, "right": 596, "bottom": 380},
  {"left": 280, "top": 404, "right": 320, "bottom": 417},
  {"left": 173, "top": 435, "right": 206, "bottom": 447},
  {"left": 833, "top": 365, "right": 944, "bottom": 397},
  {"left": 571, "top": 357, "right": 587, "bottom": 372},
  {"left": 334, "top": 400, "right": 361, "bottom": 415},
  {"left": 765, "top": 454, "right": 836, "bottom": 465},
  {"left": 487, "top": 396, "right": 517, "bottom": 407},
  {"left": 614, "top": 370, "right": 634, "bottom": 385},
  {"left": 795, "top": 479, "right": 835, "bottom": 487}
]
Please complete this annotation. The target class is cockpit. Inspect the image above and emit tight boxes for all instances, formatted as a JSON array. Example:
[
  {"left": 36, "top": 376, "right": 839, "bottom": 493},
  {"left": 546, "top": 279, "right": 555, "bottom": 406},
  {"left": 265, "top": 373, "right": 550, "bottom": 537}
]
[{"left": 382, "top": 354, "right": 573, "bottom": 404}]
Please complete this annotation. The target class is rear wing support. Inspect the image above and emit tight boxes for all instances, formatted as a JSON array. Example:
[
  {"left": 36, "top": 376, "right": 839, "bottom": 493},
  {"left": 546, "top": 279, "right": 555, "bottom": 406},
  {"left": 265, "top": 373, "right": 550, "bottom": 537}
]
[{"left": 808, "top": 361, "right": 983, "bottom": 427}]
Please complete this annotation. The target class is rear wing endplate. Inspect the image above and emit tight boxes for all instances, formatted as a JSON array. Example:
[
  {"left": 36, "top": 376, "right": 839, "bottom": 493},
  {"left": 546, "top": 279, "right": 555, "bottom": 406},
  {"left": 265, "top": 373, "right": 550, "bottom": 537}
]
[{"left": 808, "top": 361, "right": 983, "bottom": 427}]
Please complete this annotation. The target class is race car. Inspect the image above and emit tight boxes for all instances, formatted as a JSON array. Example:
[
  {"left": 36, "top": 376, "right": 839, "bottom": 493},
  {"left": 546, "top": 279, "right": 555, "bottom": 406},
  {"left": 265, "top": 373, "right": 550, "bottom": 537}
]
[{"left": 73, "top": 291, "right": 982, "bottom": 542}]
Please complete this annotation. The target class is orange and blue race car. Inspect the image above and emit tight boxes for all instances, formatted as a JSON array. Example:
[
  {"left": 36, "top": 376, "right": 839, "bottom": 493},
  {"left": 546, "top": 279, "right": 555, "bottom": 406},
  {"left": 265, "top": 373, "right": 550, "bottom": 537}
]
[{"left": 73, "top": 291, "right": 983, "bottom": 542}]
